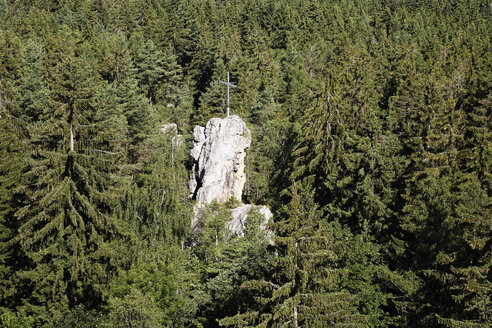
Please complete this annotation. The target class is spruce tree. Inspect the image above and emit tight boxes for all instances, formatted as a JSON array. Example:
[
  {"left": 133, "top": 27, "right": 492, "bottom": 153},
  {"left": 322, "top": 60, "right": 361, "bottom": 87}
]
[
  {"left": 155, "top": 44, "right": 193, "bottom": 131},
  {"left": 277, "top": 40, "right": 313, "bottom": 121},
  {"left": 14, "top": 38, "right": 50, "bottom": 123},
  {"left": 157, "top": 44, "right": 183, "bottom": 106},
  {"left": 132, "top": 39, "right": 165, "bottom": 104},
  {"left": 222, "top": 184, "right": 365, "bottom": 327},
  {"left": 116, "top": 71, "right": 157, "bottom": 164},
  {"left": 196, "top": 58, "right": 227, "bottom": 125},
  {"left": 11, "top": 53, "right": 123, "bottom": 324},
  {"left": 0, "top": 95, "right": 27, "bottom": 310},
  {"left": 201, "top": 207, "right": 274, "bottom": 326}
]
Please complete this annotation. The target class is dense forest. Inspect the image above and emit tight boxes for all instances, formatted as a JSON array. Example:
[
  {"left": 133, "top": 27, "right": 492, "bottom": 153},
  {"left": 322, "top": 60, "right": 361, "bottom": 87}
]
[{"left": 0, "top": 0, "right": 490, "bottom": 327}]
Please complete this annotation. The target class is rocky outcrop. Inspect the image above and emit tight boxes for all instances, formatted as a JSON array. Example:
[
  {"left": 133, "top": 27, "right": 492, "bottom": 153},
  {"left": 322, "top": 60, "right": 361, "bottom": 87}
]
[
  {"left": 189, "top": 115, "right": 272, "bottom": 238},
  {"left": 160, "top": 123, "right": 178, "bottom": 134},
  {"left": 160, "top": 123, "right": 183, "bottom": 147},
  {"left": 227, "top": 204, "right": 272, "bottom": 237},
  {"left": 189, "top": 115, "right": 251, "bottom": 205}
]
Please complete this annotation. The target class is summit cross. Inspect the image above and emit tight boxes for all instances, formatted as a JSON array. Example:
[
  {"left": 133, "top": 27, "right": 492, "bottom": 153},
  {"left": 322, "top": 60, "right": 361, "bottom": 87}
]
[{"left": 220, "top": 71, "right": 237, "bottom": 116}]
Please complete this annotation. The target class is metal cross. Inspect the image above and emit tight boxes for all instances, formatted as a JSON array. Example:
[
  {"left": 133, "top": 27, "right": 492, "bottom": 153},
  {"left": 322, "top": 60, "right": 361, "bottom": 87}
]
[{"left": 220, "top": 71, "right": 237, "bottom": 116}]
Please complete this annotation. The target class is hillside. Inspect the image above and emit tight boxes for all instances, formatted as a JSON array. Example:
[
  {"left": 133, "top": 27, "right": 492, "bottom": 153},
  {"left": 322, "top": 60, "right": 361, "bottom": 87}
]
[{"left": 0, "top": 0, "right": 490, "bottom": 327}]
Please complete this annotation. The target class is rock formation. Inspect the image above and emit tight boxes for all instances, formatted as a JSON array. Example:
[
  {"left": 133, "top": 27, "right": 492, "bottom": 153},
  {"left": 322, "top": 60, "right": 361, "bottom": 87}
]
[
  {"left": 190, "top": 115, "right": 251, "bottom": 205},
  {"left": 160, "top": 123, "right": 183, "bottom": 147},
  {"left": 189, "top": 115, "right": 272, "bottom": 237},
  {"left": 227, "top": 204, "right": 272, "bottom": 237}
]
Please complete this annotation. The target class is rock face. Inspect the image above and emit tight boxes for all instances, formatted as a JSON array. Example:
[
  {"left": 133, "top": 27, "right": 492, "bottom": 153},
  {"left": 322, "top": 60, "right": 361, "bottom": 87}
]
[
  {"left": 190, "top": 115, "right": 251, "bottom": 205},
  {"left": 189, "top": 115, "right": 272, "bottom": 238}
]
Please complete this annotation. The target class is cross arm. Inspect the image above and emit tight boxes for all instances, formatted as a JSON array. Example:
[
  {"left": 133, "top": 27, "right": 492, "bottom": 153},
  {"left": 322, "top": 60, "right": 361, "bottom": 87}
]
[{"left": 220, "top": 81, "right": 237, "bottom": 88}]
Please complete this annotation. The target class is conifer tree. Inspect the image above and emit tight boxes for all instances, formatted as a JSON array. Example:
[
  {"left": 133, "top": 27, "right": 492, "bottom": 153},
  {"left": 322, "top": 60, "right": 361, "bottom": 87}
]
[
  {"left": 0, "top": 1, "right": 490, "bottom": 326},
  {"left": 157, "top": 44, "right": 183, "bottom": 106},
  {"left": 116, "top": 71, "right": 157, "bottom": 164},
  {"left": 11, "top": 53, "right": 123, "bottom": 324},
  {"left": 14, "top": 38, "right": 50, "bottom": 123},
  {"left": 96, "top": 31, "right": 133, "bottom": 84},
  {"left": 277, "top": 40, "right": 313, "bottom": 121},
  {"left": 250, "top": 86, "right": 277, "bottom": 126},
  {"left": 222, "top": 184, "right": 365, "bottom": 327},
  {"left": 163, "top": 0, "right": 198, "bottom": 68},
  {"left": 245, "top": 85, "right": 284, "bottom": 205},
  {"left": 196, "top": 58, "right": 227, "bottom": 125},
  {"left": 155, "top": 44, "right": 193, "bottom": 131},
  {"left": 120, "top": 124, "right": 191, "bottom": 245},
  {"left": 200, "top": 207, "right": 274, "bottom": 326},
  {"left": 0, "top": 29, "right": 21, "bottom": 83},
  {"left": 0, "top": 95, "right": 27, "bottom": 310},
  {"left": 133, "top": 39, "right": 165, "bottom": 104}
]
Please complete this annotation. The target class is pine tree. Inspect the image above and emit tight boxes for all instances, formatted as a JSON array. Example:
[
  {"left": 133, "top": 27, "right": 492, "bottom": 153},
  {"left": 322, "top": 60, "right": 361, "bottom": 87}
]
[
  {"left": 11, "top": 53, "right": 124, "bottom": 324},
  {"left": 133, "top": 39, "right": 165, "bottom": 104},
  {"left": 196, "top": 58, "right": 227, "bottom": 125},
  {"left": 14, "top": 38, "right": 50, "bottom": 123},
  {"left": 116, "top": 72, "right": 157, "bottom": 164},
  {"left": 222, "top": 184, "right": 365, "bottom": 327},
  {"left": 0, "top": 93, "right": 27, "bottom": 310}
]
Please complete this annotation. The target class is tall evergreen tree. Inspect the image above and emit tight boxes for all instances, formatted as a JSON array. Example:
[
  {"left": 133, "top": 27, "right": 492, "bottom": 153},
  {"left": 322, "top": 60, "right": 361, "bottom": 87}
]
[
  {"left": 155, "top": 44, "right": 193, "bottom": 131},
  {"left": 116, "top": 71, "right": 157, "bottom": 164},
  {"left": 222, "top": 184, "right": 365, "bottom": 327},
  {"left": 0, "top": 95, "right": 27, "bottom": 311},
  {"left": 14, "top": 38, "right": 50, "bottom": 123},
  {"left": 133, "top": 39, "right": 165, "bottom": 104},
  {"left": 0, "top": 0, "right": 490, "bottom": 326},
  {"left": 11, "top": 53, "right": 123, "bottom": 324},
  {"left": 196, "top": 58, "right": 227, "bottom": 125}
]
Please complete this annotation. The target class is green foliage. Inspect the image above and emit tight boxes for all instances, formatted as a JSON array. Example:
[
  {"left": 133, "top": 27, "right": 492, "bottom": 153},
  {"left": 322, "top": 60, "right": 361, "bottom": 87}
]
[
  {"left": 8, "top": 51, "right": 124, "bottom": 325},
  {"left": 196, "top": 58, "right": 227, "bottom": 125},
  {"left": 194, "top": 205, "right": 275, "bottom": 327},
  {"left": 0, "top": 0, "right": 490, "bottom": 326},
  {"left": 133, "top": 39, "right": 165, "bottom": 104},
  {"left": 246, "top": 114, "right": 296, "bottom": 209},
  {"left": 14, "top": 38, "right": 50, "bottom": 122},
  {"left": 0, "top": 98, "right": 27, "bottom": 307},
  {"left": 0, "top": 312, "right": 34, "bottom": 328},
  {"left": 106, "top": 262, "right": 179, "bottom": 327},
  {"left": 55, "top": 305, "right": 104, "bottom": 328},
  {"left": 223, "top": 185, "right": 370, "bottom": 327},
  {"left": 107, "top": 287, "right": 162, "bottom": 328},
  {"left": 192, "top": 201, "right": 232, "bottom": 262}
]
